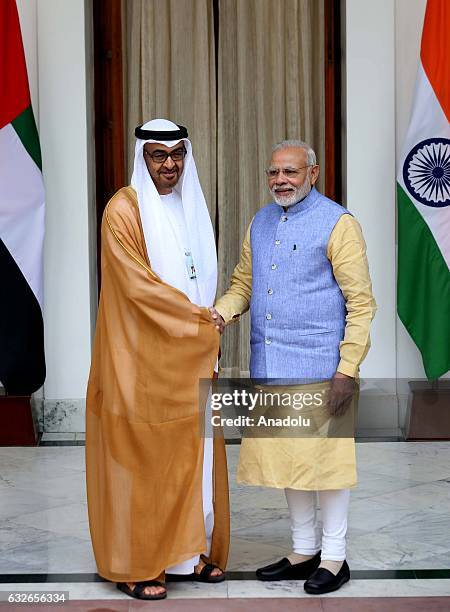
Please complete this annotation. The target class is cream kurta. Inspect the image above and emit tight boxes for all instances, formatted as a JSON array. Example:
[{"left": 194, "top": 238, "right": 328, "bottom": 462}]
[
  {"left": 215, "top": 211, "right": 376, "bottom": 490},
  {"left": 86, "top": 187, "right": 229, "bottom": 582},
  {"left": 236, "top": 381, "right": 359, "bottom": 490}
]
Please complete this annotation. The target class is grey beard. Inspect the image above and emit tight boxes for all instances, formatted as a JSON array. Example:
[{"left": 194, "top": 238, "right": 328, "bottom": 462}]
[{"left": 271, "top": 180, "right": 312, "bottom": 207}]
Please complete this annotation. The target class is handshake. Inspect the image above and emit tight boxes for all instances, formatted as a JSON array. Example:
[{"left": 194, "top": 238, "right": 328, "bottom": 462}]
[
  {"left": 207, "top": 305, "right": 355, "bottom": 416},
  {"left": 208, "top": 307, "right": 225, "bottom": 334}
]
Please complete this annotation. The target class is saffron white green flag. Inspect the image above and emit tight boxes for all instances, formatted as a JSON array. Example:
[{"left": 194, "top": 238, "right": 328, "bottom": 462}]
[
  {"left": 0, "top": 0, "right": 46, "bottom": 394},
  {"left": 397, "top": 0, "right": 450, "bottom": 380}
]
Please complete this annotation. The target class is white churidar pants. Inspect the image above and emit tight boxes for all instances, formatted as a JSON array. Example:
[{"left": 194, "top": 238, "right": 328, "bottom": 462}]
[{"left": 285, "top": 488, "right": 350, "bottom": 561}]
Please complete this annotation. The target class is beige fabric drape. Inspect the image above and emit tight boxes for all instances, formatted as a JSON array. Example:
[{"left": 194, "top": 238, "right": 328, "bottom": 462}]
[
  {"left": 218, "top": 0, "right": 325, "bottom": 370},
  {"left": 86, "top": 187, "right": 229, "bottom": 582},
  {"left": 123, "top": 0, "right": 217, "bottom": 221},
  {"left": 123, "top": 0, "right": 325, "bottom": 370}
]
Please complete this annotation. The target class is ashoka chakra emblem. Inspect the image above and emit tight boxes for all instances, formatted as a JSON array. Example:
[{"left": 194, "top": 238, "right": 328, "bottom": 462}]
[{"left": 403, "top": 137, "right": 450, "bottom": 207}]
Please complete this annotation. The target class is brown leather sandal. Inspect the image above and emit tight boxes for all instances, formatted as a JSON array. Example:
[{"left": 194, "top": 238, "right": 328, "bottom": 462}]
[
  {"left": 192, "top": 562, "right": 226, "bottom": 583},
  {"left": 116, "top": 580, "right": 167, "bottom": 600}
]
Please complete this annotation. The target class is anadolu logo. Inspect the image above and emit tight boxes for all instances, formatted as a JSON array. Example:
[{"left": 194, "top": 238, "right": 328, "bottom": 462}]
[{"left": 403, "top": 137, "right": 450, "bottom": 208}]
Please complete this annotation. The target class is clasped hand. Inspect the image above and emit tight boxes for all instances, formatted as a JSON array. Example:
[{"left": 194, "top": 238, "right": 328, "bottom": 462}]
[
  {"left": 209, "top": 307, "right": 225, "bottom": 334},
  {"left": 206, "top": 314, "right": 356, "bottom": 414}
]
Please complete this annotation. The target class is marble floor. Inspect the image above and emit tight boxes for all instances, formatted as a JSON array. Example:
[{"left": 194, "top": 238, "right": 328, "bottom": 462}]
[
  {"left": 227, "top": 441, "right": 450, "bottom": 572},
  {"left": 0, "top": 441, "right": 449, "bottom": 603}
]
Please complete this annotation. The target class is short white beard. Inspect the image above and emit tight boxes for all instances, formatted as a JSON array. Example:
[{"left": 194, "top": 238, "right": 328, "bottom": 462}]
[{"left": 271, "top": 176, "right": 312, "bottom": 208}]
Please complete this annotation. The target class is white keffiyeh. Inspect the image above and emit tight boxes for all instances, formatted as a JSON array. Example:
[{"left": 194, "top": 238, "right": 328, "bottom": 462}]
[{"left": 131, "top": 118, "right": 217, "bottom": 307}]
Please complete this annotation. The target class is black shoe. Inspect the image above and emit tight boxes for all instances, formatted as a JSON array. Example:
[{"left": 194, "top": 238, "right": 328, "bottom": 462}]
[
  {"left": 256, "top": 551, "right": 321, "bottom": 581},
  {"left": 304, "top": 560, "right": 350, "bottom": 594}
]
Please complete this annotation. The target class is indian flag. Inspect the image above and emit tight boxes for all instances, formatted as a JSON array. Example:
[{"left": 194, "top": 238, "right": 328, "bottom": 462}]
[
  {"left": 397, "top": 0, "right": 450, "bottom": 380},
  {"left": 0, "top": 0, "right": 45, "bottom": 394}
]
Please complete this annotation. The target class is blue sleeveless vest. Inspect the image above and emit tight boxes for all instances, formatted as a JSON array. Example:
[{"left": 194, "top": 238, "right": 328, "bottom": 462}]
[{"left": 250, "top": 187, "right": 350, "bottom": 381}]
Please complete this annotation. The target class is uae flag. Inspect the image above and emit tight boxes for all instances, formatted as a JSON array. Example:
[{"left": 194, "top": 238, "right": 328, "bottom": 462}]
[
  {"left": 0, "top": 0, "right": 45, "bottom": 394},
  {"left": 397, "top": 0, "right": 450, "bottom": 380}
]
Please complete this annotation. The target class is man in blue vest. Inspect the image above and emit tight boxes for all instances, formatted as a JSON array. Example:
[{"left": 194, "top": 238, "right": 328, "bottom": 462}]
[{"left": 212, "top": 140, "right": 376, "bottom": 595}]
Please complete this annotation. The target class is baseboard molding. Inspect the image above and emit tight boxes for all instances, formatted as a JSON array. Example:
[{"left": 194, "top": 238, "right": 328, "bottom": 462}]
[
  {"left": 37, "top": 398, "right": 86, "bottom": 433},
  {"left": 37, "top": 386, "right": 407, "bottom": 435}
]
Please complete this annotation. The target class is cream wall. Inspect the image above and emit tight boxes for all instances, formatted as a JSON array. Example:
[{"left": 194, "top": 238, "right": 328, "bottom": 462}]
[
  {"left": 346, "top": 0, "right": 397, "bottom": 380},
  {"left": 17, "top": 0, "right": 96, "bottom": 431},
  {"left": 16, "top": 0, "right": 433, "bottom": 431},
  {"left": 345, "top": 0, "right": 397, "bottom": 434},
  {"left": 345, "top": 0, "right": 431, "bottom": 434},
  {"left": 346, "top": 0, "right": 430, "bottom": 384}
]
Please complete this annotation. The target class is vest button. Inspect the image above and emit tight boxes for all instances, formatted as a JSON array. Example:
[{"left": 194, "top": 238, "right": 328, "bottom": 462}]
[
  {"left": 271, "top": 264, "right": 277, "bottom": 270},
  {"left": 281, "top": 216, "right": 288, "bottom": 222},
  {"left": 275, "top": 240, "right": 280, "bottom": 245},
  {"left": 265, "top": 338, "right": 272, "bottom": 345},
  {"left": 267, "top": 288, "right": 273, "bottom": 295},
  {"left": 266, "top": 313, "right": 272, "bottom": 320}
]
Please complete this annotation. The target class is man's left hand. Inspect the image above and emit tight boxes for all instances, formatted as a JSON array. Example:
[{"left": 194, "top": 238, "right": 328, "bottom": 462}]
[{"left": 328, "top": 372, "right": 355, "bottom": 416}]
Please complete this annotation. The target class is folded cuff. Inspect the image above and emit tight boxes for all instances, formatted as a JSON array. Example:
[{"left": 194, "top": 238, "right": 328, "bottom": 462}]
[
  {"left": 337, "top": 359, "right": 359, "bottom": 378},
  {"left": 214, "top": 305, "right": 240, "bottom": 325}
]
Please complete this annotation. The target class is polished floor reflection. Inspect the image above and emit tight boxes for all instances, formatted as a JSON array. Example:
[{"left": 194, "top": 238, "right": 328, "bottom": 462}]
[
  {"left": 0, "top": 441, "right": 449, "bottom": 602},
  {"left": 227, "top": 442, "right": 450, "bottom": 572}
]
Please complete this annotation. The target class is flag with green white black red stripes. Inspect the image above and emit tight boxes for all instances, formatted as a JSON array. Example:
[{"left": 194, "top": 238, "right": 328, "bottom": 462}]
[{"left": 0, "top": 0, "right": 45, "bottom": 394}]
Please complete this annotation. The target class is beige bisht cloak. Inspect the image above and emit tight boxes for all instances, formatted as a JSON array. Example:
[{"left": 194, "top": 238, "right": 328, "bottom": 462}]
[{"left": 86, "top": 187, "right": 229, "bottom": 583}]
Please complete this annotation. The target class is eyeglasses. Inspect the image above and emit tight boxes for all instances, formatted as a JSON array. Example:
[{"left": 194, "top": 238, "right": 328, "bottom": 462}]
[
  {"left": 144, "top": 147, "right": 187, "bottom": 163},
  {"left": 265, "top": 166, "right": 312, "bottom": 179}
]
